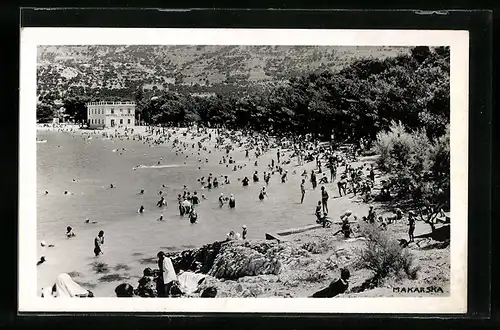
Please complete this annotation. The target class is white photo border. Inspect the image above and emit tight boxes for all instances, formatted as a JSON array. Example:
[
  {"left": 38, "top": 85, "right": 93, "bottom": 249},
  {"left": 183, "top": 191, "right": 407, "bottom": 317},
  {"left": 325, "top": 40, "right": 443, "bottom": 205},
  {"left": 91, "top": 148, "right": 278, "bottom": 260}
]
[{"left": 19, "top": 28, "right": 469, "bottom": 313}]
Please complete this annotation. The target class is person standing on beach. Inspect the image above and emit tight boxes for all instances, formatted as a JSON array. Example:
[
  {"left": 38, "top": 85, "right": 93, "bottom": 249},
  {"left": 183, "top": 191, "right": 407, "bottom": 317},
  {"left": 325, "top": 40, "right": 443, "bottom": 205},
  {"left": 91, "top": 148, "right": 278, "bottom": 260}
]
[
  {"left": 369, "top": 165, "right": 375, "bottom": 184},
  {"left": 408, "top": 211, "right": 416, "bottom": 242},
  {"left": 321, "top": 186, "right": 329, "bottom": 214},
  {"left": 242, "top": 225, "right": 247, "bottom": 239},
  {"left": 157, "top": 251, "right": 177, "bottom": 297},
  {"left": 277, "top": 149, "right": 280, "bottom": 164},
  {"left": 310, "top": 170, "right": 317, "bottom": 190},
  {"left": 94, "top": 230, "right": 104, "bottom": 257},
  {"left": 300, "top": 179, "right": 306, "bottom": 204},
  {"left": 367, "top": 205, "right": 376, "bottom": 224}
]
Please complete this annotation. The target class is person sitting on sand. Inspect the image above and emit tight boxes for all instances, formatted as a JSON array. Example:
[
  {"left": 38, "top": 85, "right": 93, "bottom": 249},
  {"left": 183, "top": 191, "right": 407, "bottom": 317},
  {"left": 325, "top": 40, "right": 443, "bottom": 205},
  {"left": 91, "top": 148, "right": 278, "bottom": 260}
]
[
  {"left": 115, "top": 283, "right": 135, "bottom": 297},
  {"left": 110, "top": 184, "right": 114, "bottom": 188},
  {"left": 333, "top": 211, "right": 354, "bottom": 238},
  {"left": 311, "top": 268, "right": 350, "bottom": 298},
  {"left": 379, "top": 217, "right": 387, "bottom": 230},
  {"left": 45, "top": 190, "right": 49, "bottom": 195},
  {"left": 43, "top": 273, "right": 94, "bottom": 298},
  {"left": 157, "top": 197, "right": 166, "bottom": 207},
  {"left": 136, "top": 268, "right": 158, "bottom": 297},
  {"left": 213, "top": 178, "right": 219, "bottom": 188},
  {"left": 157, "top": 215, "right": 164, "bottom": 221},
  {"left": 66, "top": 226, "right": 75, "bottom": 238},
  {"left": 242, "top": 176, "right": 249, "bottom": 187},
  {"left": 226, "top": 231, "right": 236, "bottom": 241},
  {"left": 386, "top": 208, "right": 403, "bottom": 224},
  {"left": 94, "top": 230, "right": 105, "bottom": 257},
  {"left": 319, "top": 173, "right": 329, "bottom": 184}
]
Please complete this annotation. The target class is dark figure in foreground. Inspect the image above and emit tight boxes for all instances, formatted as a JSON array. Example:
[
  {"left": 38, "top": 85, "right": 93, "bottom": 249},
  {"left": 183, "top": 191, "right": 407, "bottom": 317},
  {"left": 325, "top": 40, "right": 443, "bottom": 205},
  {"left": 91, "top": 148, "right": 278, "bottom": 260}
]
[
  {"left": 201, "top": 287, "right": 217, "bottom": 297},
  {"left": 115, "top": 283, "right": 135, "bottom": 297},
  {"left": 311, "top": 268, "right": 350, "bottom": 298}
]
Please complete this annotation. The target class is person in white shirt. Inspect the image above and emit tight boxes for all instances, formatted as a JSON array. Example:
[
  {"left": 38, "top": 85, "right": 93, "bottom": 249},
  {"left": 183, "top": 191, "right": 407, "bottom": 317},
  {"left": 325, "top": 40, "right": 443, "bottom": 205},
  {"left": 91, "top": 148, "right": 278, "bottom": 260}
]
[{"left": 157, "top": 251, "right": 178, "bottom": 297}]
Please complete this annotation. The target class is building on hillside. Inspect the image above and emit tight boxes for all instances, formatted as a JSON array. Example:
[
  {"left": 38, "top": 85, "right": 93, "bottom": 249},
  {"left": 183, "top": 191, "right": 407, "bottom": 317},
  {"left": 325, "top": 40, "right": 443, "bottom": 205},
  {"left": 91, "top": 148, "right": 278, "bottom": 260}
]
[{"left": 86, "top": 101, "right": 136, "bottom": 128}]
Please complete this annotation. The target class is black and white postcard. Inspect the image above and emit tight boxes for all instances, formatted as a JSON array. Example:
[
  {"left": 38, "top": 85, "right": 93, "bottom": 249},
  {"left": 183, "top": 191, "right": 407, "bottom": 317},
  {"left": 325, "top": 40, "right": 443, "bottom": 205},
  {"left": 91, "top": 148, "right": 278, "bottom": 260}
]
[{"left": 19, "top": 28, "right": 468, "bottom": 313}]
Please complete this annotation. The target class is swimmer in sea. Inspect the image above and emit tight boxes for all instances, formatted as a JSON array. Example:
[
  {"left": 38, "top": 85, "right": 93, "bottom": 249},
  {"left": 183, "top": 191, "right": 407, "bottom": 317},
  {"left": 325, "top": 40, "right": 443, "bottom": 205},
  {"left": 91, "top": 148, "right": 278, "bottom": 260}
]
[
  {"left": 66, "top": 226, "right": 76, "bottom": 238},
  {"left": 140, "top": 189, "right": 145, "bottom": 194},
  {"left": 37, "top": 256, "right": 46, "bottom": 266},
  {"left": 45, "top": 191, "right": 48, "bottom": 195},
  {"left": 138, "top": 205, "right": 145, "bottom": 214},
  {"left": 110, "top": 184, "right": 114, "bottom": 188},
  {"left": 157, "top": 215, "right": 164, "bottom": 221}
]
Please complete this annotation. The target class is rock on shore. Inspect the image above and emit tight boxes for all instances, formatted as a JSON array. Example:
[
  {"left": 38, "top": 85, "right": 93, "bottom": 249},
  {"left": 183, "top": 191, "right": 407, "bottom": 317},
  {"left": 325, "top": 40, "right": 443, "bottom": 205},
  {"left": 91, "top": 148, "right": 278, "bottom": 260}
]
[{"left": 163, "top": 237, "right": 361, "bottom": 297}]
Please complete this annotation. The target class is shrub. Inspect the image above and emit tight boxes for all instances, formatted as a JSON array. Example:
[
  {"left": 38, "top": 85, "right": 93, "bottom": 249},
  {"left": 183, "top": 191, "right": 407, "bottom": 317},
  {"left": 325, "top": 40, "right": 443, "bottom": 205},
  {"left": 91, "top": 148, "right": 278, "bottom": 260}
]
[
  {"left": 374, "top": 121, "right": 450, "bottom": 232},
  {"left": 356, "top": 223, "right": 420, "bottom": 284}
]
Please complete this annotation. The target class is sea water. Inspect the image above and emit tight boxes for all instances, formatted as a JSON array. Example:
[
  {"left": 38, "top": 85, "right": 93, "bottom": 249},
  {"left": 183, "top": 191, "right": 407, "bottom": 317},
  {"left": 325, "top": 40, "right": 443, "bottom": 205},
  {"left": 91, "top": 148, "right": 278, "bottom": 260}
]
[{"left": 36, "top": 129, "right": 316, "bottom": 296}]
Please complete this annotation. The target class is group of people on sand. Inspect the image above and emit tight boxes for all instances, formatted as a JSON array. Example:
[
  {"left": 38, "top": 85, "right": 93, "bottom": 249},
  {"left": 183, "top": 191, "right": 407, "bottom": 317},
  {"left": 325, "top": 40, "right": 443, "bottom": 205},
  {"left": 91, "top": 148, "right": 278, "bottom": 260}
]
[
  {"left": 42, "top": 250, "right": 218, "bottom": 298},
  {"left": 225, "top": 225, "right": 247, "bottom": 241}
]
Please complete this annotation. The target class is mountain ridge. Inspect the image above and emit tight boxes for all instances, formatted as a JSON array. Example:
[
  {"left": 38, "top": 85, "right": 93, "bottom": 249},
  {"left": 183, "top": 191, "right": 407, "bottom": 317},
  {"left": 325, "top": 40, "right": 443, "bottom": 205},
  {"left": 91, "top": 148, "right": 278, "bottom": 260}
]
[{"left": 37, "top": 45, "right": 410, "bottom": 100}]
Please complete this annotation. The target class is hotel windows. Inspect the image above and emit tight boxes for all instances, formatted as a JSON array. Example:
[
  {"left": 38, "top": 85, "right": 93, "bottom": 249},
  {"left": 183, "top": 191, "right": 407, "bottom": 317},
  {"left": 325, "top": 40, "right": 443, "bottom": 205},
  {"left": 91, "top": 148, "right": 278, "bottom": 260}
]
[
  {"left": 127, "top": 108, "right": 131, "bottom": 114},
  {"left": 128, "top": 119, "right": 131, "bottom": 124},
  {"left": 120, "top": 119, "right": 123, "bottom": 125},
  {"left": 111, "top": 108, "right": 114, "bottom": 114}
]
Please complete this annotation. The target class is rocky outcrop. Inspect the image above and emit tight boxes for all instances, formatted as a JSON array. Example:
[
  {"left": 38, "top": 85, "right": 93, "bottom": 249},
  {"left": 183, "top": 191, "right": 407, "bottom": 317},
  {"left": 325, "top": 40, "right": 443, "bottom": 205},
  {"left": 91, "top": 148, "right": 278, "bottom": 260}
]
[
  {"left": 166, "top": 241, "right": 226, "bottom": 274},
  {"left": 208, "top": 243, "right": 282, "bottom": 279}
]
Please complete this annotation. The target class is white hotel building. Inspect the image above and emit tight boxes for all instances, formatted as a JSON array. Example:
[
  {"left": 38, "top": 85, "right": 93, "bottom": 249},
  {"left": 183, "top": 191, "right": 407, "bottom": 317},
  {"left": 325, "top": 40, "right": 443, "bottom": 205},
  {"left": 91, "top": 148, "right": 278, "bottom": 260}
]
[{"left": 86, "top": 101, "right": 136, "bottom": 128}]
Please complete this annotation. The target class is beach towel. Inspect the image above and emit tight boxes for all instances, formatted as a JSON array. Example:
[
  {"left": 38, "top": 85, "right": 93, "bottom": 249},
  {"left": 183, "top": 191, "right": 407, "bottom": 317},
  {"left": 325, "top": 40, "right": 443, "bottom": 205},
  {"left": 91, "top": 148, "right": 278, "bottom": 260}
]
[
  {"left": 53, "top": 273, "right": 90, "bottom": 297},
  {"left": 177, "top": 272, "right": 208, "bottom": 294}
]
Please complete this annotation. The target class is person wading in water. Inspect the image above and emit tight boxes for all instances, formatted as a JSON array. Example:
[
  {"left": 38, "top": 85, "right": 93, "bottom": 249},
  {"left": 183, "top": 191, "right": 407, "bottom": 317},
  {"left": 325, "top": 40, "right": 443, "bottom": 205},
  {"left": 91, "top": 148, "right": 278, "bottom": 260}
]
[{"left": 93, "top": 230, "right": 104, "bottom": 257}]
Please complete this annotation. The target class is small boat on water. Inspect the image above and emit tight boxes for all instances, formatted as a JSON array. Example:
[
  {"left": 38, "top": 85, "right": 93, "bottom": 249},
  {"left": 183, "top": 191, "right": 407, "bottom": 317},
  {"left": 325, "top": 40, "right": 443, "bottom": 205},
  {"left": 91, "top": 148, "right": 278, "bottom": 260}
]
[{"left": 36, "top": 140, "right": 47, "bottom": 144}]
